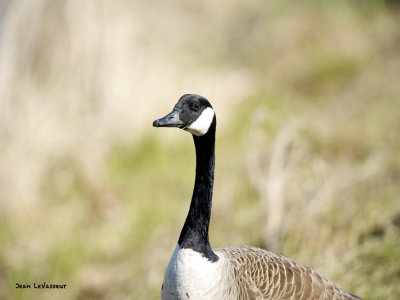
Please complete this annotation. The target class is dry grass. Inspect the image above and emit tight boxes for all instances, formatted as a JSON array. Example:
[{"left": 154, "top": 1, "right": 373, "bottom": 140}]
[{"left": 1, "top": 1, "right": 400, "bottom": 299}]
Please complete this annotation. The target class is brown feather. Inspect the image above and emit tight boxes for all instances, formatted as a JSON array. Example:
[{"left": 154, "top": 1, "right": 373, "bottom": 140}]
[{"left": 215, "top": 246, "right": 362, "bottom": 300}]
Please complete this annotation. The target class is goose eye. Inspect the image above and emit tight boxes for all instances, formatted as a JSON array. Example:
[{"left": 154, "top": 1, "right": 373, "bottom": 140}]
[{"left": 192, "top": 103, "right": 201, "bottom": 111}]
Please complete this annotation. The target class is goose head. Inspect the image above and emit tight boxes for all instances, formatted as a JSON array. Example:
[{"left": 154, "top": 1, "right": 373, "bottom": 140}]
[{"left": 153, "top": 94, "right": 215, "bottom": 137}]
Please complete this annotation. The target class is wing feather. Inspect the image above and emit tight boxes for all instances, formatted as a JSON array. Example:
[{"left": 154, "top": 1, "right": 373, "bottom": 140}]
[{"left": 215, "top": 246, "right": 362, "bottom": 300}]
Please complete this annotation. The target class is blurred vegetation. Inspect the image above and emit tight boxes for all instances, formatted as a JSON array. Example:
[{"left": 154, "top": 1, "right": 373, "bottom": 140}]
[{"left": 1, "top": 0, "right": 400, "bottom": 299}]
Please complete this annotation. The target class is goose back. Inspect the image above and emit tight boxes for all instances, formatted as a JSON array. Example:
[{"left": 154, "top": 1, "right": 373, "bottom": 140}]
[{"left": 215, "top": 246, "right": 362, "bottom": 300}]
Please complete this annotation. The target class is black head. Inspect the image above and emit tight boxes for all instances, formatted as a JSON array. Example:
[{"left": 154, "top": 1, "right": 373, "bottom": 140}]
[{"left": 153, "top": 94, "right": 215, "bottom": 136}]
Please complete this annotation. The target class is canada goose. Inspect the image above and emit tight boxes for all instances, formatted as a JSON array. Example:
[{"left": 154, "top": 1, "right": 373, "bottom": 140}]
[{"left": 153, "top": 94, "right": 362, "bottom": 300}]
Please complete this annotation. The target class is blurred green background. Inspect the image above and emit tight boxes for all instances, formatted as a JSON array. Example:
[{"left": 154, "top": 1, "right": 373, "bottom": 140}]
[{"left": 1, "top": 0, "right": 400, "bottom": 299}]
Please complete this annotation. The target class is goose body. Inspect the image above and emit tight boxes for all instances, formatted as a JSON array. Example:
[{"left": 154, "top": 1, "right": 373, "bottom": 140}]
[
  {"left": 153, "top": 94, "right": 362, "bottom": 300},
  {"left": 162, "top": 245, "right": 359, "bottom": 300}
]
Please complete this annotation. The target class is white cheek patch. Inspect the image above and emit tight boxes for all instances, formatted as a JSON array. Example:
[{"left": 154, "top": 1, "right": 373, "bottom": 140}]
[{"left": 185, "top": 107, "right": 215, "bottom": 136}]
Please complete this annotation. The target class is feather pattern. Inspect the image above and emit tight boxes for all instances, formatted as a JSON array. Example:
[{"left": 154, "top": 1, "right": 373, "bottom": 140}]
[{"left": 214, "top": 246, "right": 362, "bottom": 300}]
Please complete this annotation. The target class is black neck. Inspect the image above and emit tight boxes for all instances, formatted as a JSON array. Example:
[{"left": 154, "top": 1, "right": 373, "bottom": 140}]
[{"left": 178, "top": 117, "right": 218, "bottom": 262}]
